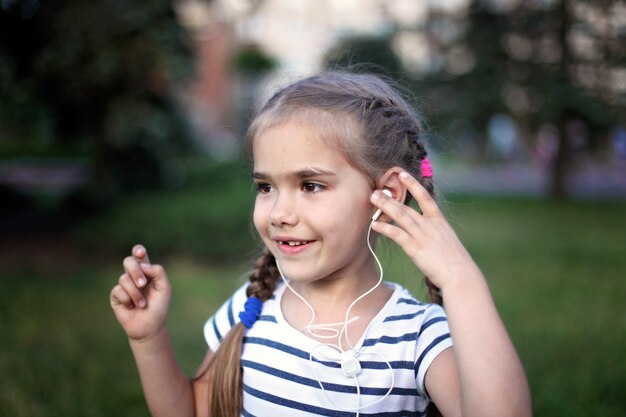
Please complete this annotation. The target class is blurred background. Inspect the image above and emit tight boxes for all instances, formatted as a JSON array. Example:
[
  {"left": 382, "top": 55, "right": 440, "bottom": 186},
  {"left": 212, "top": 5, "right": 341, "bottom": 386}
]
[{"left": 1, "top": 0, "right": 624, "bottom": 416}]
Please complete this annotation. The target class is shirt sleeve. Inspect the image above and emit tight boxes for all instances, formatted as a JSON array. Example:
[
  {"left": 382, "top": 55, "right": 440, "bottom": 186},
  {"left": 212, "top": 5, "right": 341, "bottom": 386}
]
[
  {"left": 203, "top": 282, "right": 249, "bottom": 352},
  {"left": 414, "top": 303, "right": 453, "bottom": 399}
]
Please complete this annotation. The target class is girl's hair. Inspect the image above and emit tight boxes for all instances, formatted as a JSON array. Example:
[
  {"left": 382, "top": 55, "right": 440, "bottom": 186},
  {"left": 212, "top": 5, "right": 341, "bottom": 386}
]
[{"left": 201, "top": 71, "right": 442, "bottom": 417}]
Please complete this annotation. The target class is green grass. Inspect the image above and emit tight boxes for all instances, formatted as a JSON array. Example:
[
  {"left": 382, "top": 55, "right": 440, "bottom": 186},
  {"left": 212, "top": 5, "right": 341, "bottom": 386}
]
[
  {"left": 1, "top": 196, "right": 625, "bottom": 416},
  {"left": 386, "top": 197, "right": 626, "bottom": 417},
  {"left": 0, "top": 261, "right": 248, "bottom": 417}
]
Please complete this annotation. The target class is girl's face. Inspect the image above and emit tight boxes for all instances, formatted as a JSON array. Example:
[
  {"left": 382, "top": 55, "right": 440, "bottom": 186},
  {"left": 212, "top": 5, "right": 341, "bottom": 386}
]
[{"left": 252, "top": 120, "right": 377, "bottom": 285}]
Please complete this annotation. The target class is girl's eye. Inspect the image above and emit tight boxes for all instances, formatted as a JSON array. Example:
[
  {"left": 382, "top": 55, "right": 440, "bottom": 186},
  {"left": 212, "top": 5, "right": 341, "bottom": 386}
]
[
  {"left": 255, "top": 183, "right": 272, "bottom": 194},
  {"left": 302, "top": 182, "right": 324, "bottom": 193}
]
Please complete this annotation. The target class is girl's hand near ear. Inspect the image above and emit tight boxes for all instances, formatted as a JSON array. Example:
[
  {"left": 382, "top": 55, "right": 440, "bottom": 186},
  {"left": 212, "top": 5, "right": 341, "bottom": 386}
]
[
  {"left": 110, "top": 244, "right": 172, "bottom": 341},
  {"left": 370, "top": 171, "right": 481, "bottom": 291},
  {"left": 371, "top": 172, "right": 532, "bottom": 417}
]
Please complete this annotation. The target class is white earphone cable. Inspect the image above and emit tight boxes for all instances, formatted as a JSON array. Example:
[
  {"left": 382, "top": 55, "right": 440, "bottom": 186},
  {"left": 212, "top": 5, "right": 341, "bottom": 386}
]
[{"left": 275, "top": 220, "right": 394, "bottom": 415}]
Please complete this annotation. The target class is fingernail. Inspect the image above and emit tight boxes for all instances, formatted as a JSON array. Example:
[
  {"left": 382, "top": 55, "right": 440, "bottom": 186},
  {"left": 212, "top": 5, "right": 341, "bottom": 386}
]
[
  {"left": 139, "top": 299, "right": 146, "bottom": 308},
  {"left": 371, "top": 191, "right": 380, "bottom": 199},
  {"left": 399, "top": 171, "right": 409, "bottom": 178},
  {"left": 138, "top": 277, "right": 146, "bottom": 287}
]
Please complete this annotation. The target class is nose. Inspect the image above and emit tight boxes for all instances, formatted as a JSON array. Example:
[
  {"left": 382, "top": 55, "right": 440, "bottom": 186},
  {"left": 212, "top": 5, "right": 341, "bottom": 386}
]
[{"left": 270, "top": 192, "right": 298, "bottom": 226}]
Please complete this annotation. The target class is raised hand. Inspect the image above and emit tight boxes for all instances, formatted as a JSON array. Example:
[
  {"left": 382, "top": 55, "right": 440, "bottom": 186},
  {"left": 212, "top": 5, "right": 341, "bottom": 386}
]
[
  {"left": 110, "top": 244, "right": 172, "bottom": 341},
  {"left": 370, "top": 171, "right": 481, "bottom": 292}
]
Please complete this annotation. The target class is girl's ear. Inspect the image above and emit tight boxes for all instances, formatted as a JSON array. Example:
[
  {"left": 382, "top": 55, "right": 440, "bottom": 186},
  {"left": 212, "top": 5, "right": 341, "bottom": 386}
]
[{"left": 376, "top": 167, "right": 408, "bottom": 205}]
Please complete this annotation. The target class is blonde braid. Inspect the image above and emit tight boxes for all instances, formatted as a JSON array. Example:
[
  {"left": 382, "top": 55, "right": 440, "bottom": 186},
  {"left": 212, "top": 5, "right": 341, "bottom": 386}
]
[{"left": 205, "top": 250, "right": 280, "bottom": 417}]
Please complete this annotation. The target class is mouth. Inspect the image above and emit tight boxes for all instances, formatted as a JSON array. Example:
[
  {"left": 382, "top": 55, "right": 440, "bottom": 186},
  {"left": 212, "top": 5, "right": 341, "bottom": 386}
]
[
  {"left": 277, "top": 240, "right": 313, "bottom": 247},
  {"left": 274, "top": 238, "right": 315, "bottom": 254}
]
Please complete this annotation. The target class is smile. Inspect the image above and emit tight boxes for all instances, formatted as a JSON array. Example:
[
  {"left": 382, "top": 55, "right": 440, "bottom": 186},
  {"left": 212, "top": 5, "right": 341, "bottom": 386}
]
[
  {"left": 278, "top": 240, "right": 311, "bottom": 246},
  {"left": 275, "top": 239, "right": 314, "bottom": 254}
]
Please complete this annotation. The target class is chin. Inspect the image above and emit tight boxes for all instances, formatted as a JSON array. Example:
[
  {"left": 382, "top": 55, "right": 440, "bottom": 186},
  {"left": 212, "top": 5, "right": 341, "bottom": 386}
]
[
  {"left": 273, "top": 261, "right": 323, "bottom": 282},
  {"left": 276, "top": 268, "right": 317, "bottom": 283}
]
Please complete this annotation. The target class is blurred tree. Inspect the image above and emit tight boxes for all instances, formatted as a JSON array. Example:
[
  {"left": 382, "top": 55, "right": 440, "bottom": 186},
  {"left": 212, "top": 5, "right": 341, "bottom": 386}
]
[
  {"left": 412, "top": 0, "right": 625, "bottom": 199},
  {"left": 325, "top": 35, "right": 404, "bottom": 77},
  {"left": 0, "top": 0, "right": 195, "bottom": 203},
  {"left": 234, "top": 43, "right": 276, "bottom": 74},
  {"left": 232, "top": 42, "right": 276, "bottom": 137}
]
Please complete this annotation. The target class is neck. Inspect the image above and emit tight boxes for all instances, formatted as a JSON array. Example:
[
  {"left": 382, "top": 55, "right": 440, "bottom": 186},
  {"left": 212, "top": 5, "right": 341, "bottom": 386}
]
[
  {"left": 292, "top": 275, "right": 376, "bottom": 308},
  {"left": 280, "top": 257, "right": 393, "bottom": 348},
  {"left": 283, "top": 252, "right": 382, "bottom": 313}
]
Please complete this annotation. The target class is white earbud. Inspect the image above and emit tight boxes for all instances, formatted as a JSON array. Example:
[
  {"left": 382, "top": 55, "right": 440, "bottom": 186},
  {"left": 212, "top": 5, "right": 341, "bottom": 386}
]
[{"left": 371, "top": 189, "right": 392, "bottom": 221}]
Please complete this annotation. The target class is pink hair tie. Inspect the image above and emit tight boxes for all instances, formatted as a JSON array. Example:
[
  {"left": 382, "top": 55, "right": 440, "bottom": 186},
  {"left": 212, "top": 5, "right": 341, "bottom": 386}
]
[{"left": 420, "top": 157, "right": 433, "bottom": 178}]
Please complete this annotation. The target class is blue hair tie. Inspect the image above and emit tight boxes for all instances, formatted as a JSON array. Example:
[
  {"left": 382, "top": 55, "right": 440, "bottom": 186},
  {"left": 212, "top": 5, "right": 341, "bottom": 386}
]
[{"left": 238, "top": 296, "right": 263, "bottom": 329}]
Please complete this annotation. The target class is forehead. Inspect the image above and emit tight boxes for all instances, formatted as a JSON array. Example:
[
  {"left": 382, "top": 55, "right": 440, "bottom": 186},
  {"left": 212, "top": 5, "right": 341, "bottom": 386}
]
[{"left": 252, "top": 121, "right": 350, "bottom": 170}]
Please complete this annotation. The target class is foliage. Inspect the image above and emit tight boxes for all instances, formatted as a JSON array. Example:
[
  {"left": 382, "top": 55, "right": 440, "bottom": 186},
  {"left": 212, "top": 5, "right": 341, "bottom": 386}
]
[
  {"left": 325, "top": 35, "right": 404, "bottom": 77},
  {"left": 411, "top": 0, "right": 625, "bottom": 198},
  {"left": 234, "top": 44, "right": 277, "bottom": 74},
  {"left": 72, "top": 159, "right": 259, "bottom": 262},
  {"left": 322, "top": 1, "right": 625, "bottom": 199},
  {"left": 0, "top": 0, "right": 195, "bottom": 198}
]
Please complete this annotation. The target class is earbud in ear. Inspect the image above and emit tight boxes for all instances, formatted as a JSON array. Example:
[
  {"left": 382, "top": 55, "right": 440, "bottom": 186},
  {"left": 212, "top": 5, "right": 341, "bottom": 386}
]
[{"left": 371, "top": 189, "right": 392, "bottom": 221}]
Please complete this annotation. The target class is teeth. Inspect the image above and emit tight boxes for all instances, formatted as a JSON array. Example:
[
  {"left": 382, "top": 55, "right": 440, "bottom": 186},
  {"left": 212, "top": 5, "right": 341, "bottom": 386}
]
[{"left": 280, "top": 241, "right": 307, "bottom": 246}]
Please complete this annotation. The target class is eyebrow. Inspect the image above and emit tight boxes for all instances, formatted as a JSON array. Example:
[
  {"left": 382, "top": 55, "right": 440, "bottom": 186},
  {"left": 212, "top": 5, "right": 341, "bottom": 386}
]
[{"left": 252, "top": 167, "right": 337, "bottom": 180}]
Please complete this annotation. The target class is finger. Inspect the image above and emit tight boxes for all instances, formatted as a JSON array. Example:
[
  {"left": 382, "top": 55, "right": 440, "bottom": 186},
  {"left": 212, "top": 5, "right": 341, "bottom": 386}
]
[
  {"left": 399, "top": 171, "right": 440, "bottom": 217},
  {"left": 123, "top": 256, "right": 148, "bottom": 288},
  {"left": 370, "top": 190, "right": 422, "bottom": 228},
  {"left": 139, "top": 263, "right": 171, "bottom": 293},
  {"left": 132, "top": 244, "right": 151, "bottom": 265},
  {"left": 371, "top": 220, "right": 423, "bottom": 255},
  {"left": 110, "top": 284, "right": 134, "bottom": 309},
  {"left": 118, "top": 273, "right": 147, "bottom": 308}
]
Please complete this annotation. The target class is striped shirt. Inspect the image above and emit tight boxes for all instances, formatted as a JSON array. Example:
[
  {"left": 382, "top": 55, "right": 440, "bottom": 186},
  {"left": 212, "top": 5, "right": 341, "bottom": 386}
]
[{"left": 204, "top": 281, "right": 452, "bottom": 417}]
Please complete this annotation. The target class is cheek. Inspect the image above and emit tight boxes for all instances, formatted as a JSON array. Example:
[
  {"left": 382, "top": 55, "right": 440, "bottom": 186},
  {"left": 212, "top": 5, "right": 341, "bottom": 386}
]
[
  {"left": 252, "top": 199, "right": 269, "bottom": 234},
  {"left": 335, "top": 192, "right": 373, "bottom": 220},
  {"left": 320, "top": 194, "right": 372, "bottom": 232}
]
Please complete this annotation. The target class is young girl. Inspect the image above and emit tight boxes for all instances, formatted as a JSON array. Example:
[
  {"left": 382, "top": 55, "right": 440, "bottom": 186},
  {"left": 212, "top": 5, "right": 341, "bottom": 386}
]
[{"left": 110, "top": 72, "right": 531, "bottom": 417}]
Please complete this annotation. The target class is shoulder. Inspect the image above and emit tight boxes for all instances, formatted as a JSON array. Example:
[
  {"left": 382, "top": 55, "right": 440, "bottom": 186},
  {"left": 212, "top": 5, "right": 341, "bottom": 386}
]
[
  {"left": 377, "top": 284, "right": 448, "bottom": 348},
  {"left": 202, "top": 282, "right": 249, "bottom": 350},
  {"left": 203, "top": 281, "right": 284, "bottom": 351},
  {"left": 385, "top": 283, "right": 449, "bottom": 339},
  {"left": 380, "top": 283, "right": 453, "bottom": 396},
  {"left": 383, "top": 283, "right": 446, "bottom": 325}
]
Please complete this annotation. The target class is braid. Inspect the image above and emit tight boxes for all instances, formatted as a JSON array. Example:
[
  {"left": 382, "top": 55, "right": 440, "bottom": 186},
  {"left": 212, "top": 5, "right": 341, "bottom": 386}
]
[
  {"left": 246, "top": 249, "right": 280, "bottom": 301},
  {"left": 364, "top": 95, "right": 443, "bottom": 307},
  {"left": 204, "top": 249, "right": 280, "bottom": 417},
  {"left": 401, "top": 115, "right": 442, "bottom": 306},
  {"left": 363, "top": 94, "right": 444, "bottom": 417}
]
